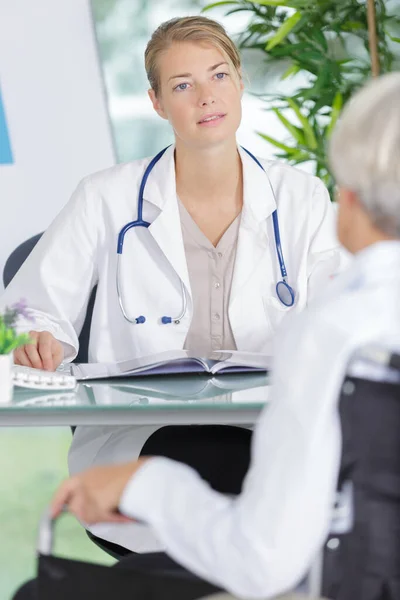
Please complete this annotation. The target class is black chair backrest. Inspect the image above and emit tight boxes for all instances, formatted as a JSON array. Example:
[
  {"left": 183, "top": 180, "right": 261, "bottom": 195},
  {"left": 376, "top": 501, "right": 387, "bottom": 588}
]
[
  {"left": 2, "top": 234, "right": 96, "bottom": 363},
  {"left": 3, "top": 234, "right": 43, "bottom": 288},
  {"left": 322, "top": 364, "right": 400, "bottom": 600}
]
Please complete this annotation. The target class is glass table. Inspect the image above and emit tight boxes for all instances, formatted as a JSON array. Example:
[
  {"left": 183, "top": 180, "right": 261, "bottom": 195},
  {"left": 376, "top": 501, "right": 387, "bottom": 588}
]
[{"left": 0, "top": 372, "right": 270, "bottom": 426}]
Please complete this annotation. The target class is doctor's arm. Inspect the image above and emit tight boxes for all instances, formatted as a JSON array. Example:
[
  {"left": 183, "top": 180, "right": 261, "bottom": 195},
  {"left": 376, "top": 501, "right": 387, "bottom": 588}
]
[
  {"left": 51, "top": 314, "right": 345, "bottom": 599},
  {"left": 0, "top": 177, "right": 100, "bottom": 366}
]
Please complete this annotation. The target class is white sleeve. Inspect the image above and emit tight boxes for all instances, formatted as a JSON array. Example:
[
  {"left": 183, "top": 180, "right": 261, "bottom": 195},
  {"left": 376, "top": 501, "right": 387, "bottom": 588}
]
[
  {"left": 0, "top": 178, "right": 100, "bottom": 361},
  {"left": 119, "top": 312, "right": 347, "bottom": 599},
  {"left": 306, "top": 180, "right": 348, "bottom": 302}
]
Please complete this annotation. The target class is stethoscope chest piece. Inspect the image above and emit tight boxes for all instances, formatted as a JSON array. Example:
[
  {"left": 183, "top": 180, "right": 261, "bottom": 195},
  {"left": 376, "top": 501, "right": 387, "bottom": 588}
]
[{"left": 276, "top": 280, "right": 295, "bottom": 307}]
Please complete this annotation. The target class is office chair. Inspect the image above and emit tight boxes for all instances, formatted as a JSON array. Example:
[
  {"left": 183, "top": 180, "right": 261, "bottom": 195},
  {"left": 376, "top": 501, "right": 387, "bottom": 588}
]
[
  {"left": 3, "top": 233, "right": 97, "bottom": 363},
  {"left": 3, "top": 234, "right": 123, "bottom": 558},
  {"left": 308, "top": 354, "right": 400, "bottom": 600}
]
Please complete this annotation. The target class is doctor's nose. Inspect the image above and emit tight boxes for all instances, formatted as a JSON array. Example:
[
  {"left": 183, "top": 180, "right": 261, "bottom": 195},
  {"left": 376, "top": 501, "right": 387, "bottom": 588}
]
[
  {"left": 199, "top": 96, "right": 215, "bottom": 106},
  {"left": 197, "top": 86, "right": 216, "bottom": 107}
]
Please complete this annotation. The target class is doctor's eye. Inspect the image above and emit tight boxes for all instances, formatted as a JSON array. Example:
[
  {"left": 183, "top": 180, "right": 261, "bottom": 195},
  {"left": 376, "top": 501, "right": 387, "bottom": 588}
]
[
  {"left": 174, "top": 82, "right": 190, "bottom": 92},
  {"left": 215, "top": 72, "right": 229, "bottom": 81}
]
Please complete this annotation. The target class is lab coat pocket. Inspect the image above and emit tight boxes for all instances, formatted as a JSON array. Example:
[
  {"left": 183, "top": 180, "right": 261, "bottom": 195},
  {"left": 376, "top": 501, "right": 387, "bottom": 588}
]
[{"left": 263, "top": 295, "right": 294, "bottom": 333}]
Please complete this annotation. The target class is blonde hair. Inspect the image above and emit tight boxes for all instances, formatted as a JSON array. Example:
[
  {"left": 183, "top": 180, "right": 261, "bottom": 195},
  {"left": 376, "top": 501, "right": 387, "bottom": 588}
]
[{"left": 144, "top": 16, "right": 242, "bottom": 97}]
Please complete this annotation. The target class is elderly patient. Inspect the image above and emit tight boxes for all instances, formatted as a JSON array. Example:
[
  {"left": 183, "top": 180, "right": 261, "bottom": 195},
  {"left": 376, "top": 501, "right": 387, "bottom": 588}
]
[{"left": 14, "top": 73, "right": 400, "bottom": 600}]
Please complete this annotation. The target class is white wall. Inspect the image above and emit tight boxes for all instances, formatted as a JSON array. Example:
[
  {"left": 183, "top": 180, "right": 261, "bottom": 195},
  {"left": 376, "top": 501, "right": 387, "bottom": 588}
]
[{"left": 0, "top": 0, "right": 115, "bottom": 288}]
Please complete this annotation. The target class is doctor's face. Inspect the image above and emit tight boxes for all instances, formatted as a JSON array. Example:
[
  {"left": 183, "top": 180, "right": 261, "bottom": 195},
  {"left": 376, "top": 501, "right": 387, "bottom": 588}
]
[{"left": 148, "top": 41, "right": 243, "bottom": 149}]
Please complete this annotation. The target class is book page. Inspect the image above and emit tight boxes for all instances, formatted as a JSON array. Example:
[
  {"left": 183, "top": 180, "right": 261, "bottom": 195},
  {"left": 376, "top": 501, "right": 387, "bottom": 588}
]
[
  {"left": 209, "top": 351, "right": 272, "bottom": 375},
  {"left": 71, "top": 350, "right": 209, "bottom": 381}
]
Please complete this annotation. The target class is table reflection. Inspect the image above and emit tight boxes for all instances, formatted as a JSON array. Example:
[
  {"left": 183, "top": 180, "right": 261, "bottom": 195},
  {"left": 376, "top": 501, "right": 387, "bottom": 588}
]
[{"left": 12, "top": 372, "right": 270, "bottom": 408}]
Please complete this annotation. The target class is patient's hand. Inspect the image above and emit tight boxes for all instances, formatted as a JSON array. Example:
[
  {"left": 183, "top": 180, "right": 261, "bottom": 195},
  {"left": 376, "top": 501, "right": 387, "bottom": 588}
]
[
  {"left": 51, "top": 459, "right": 151, "bottom": 524},
  {"left": 14, "top": 330, "right": 64, "bottom": 371}
]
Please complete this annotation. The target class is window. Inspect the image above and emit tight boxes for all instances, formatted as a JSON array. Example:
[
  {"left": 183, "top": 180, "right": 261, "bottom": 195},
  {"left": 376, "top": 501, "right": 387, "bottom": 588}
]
[{"left": 91, "top": 0, "right": 283, "bottom": 162}]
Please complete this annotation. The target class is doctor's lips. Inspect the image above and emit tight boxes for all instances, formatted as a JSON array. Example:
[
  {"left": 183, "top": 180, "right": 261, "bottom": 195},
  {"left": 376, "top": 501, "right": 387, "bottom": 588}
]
[{"left": 197, "top": 112, "right": 226, "bottom": 127}]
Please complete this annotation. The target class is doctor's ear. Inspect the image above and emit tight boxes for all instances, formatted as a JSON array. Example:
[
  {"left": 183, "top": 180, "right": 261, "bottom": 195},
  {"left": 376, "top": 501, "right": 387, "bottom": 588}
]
[
  {"left": 148, "top": 89, "right": 168, "bottom": 120},
  {"left": 234, "top": 68, "right": 244, "bottom": 96}
]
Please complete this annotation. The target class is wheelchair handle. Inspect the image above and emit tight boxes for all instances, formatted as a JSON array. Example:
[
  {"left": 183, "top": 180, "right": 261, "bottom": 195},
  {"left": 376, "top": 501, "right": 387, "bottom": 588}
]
[{"left": 37, "top": 506, "right": 67, "bottom": 556}]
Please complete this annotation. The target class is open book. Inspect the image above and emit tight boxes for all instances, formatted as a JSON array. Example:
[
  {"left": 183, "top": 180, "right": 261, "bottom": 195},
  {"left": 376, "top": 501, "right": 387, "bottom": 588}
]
[{"left": 70, "top": 350, "right": 271, "bottom": 382}]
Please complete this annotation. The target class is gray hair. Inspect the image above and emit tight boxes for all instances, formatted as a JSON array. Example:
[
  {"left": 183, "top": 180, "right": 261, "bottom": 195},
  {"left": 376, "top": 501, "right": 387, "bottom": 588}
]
[{"left": 329, "top": 72, "right": 400, "bottom": 237}]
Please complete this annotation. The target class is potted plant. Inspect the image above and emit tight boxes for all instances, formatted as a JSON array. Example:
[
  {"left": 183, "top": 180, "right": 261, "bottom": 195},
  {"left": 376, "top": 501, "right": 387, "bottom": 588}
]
[
  {"left": 0, "top": 300, "right": 32, "bottom": 403},
  {"left": 203, "top": 0, "right": 400, "bottom": 199}
]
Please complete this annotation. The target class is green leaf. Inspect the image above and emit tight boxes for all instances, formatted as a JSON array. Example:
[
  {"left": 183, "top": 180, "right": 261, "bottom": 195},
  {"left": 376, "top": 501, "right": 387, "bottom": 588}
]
[
  {"left": 341, "top": 21, "right": 364, "bottom": 31},
  {"left": 326, "top": 91, "right": 343, "bottom": 138},
  {"left": 289, "top": 149, "right": 311, "bottom": 161},
  {"left": 0, "top": 322, "right": 32, "bottom": 353},
  {"left": 286, "top": 98, "right": 318, "bottom": 149},
  {"left": 226, "top": 7, "right": 256, "bottom": 15},
  {"left": 4, "top": 334, "right": 32, "bottom": 354},
  {"left": 276, "top": 151, "right": 311, "bottom": 162},
  {"left": 385, "top": 30, "right": 400, "bottom": 43},
  {"left": 296, "top": 51, "right": 324, "bottom": 63},
  {"left": 250, "top": 0, "right": 311, "bottom": 6},
  {"left": 281, "top": 64, "right": 301, "bottom": 80},
  {"left": 309, "top": 29, "right": 328, "bottom": 52},
  {"left": 248, "top": 0, "right": 287, "bottom": 6},
  {"left": 266, "top": 12, "right": 302, "bottom": 51},
  {"left": 272, "top": 108, "right": 306, "bottom": 144},
  {"left": 290, "top": 154, "right": 313, "bottom": 165},
  {"left": 257, "top": 132, "right": 299, "bottom": 154},
  {"left": 269, "top": 41, "right": 311, "bottom": 57},
  {"left": 201, "top": 1, "right": 239, "bottom": 12}
]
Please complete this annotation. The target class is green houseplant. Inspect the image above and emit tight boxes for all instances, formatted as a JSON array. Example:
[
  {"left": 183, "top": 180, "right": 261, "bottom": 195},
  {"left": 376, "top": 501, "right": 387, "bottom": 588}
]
[
  {"left": 203, "top": 0, "right": 400, "bottom": 198},
  {"left": 0, "top": 300, "right": 32, "bottom": 403}
]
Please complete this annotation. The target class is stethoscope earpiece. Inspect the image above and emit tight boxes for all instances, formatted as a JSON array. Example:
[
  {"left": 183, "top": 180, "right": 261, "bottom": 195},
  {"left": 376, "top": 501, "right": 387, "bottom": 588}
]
[
  {"left": 135, "top": 316, "right": 146, "bottom": 324},
  {"left": 162, "top": 316, "right": 182, "bottom": 325}
]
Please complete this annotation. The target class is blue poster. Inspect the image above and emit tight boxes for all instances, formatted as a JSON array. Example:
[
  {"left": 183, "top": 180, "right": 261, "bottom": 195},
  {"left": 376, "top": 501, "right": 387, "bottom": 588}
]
[{"left": 0, "top": 87, "right": 13, "bottom": 164}]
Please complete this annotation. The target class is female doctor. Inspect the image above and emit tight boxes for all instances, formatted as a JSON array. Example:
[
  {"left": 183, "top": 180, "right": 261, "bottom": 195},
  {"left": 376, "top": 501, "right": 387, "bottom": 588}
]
[
  {"left": 3, "top": 15, "right": 341, "bottom": 370},
  {"left": 1, "top": 14, "right": 343, "bottom": 555}
]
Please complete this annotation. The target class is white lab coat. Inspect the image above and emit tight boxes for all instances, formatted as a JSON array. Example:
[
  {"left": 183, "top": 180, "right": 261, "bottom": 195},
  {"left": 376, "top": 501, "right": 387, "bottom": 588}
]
[
  {"left": 1, "top": 144, "right": 343, "bottom": 553},
  {"left": 1, "top": 144, "right": 341, "bottom": 362},
  {"left": 113, "top": 241, "right": 400, "bottom": 598}
]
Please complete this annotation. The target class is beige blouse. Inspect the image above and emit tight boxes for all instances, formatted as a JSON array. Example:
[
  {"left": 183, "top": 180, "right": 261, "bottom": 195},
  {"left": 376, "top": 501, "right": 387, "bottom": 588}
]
[{"left": 178, "top": 200, "right": 240, "bottom": 357}]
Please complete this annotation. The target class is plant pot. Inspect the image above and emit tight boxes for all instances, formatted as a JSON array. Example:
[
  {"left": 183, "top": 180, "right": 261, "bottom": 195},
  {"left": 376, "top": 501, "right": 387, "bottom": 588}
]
[{"left": 0, "top": 353, "right": 13, "bottom": 404}]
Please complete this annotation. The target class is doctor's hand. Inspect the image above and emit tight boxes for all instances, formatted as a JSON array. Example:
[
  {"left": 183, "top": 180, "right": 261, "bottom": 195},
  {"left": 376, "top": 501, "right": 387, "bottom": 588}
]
[
  {"left": 13, "top": 331, "right": 64, "bottom": 371},
  {"left": 50, "top": 458, "right": 151, "bottom": 525}
]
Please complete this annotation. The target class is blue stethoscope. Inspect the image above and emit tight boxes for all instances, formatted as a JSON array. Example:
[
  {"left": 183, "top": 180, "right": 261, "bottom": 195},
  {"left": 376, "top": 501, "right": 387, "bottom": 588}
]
[{"left": 116, "top": 146, "right": 295, "bottom": 325}]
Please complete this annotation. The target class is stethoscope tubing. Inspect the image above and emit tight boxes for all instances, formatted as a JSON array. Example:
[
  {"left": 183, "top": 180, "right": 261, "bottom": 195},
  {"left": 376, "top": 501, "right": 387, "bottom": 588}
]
[
  {"left": 117, "top": 145, "right": 295, "bottom": 324},
  {"left": 240, "top": 147, "right": 289, "bottom": 281}
]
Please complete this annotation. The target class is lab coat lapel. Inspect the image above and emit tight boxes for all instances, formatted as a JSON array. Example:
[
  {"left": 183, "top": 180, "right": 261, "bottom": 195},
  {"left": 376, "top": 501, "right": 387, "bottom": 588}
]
[
  {"left": 143, "top": 145, "right": 192, "bottom": 298},
  {"left": 229, "top": 147, "right": 277, "bottom": 304}
]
